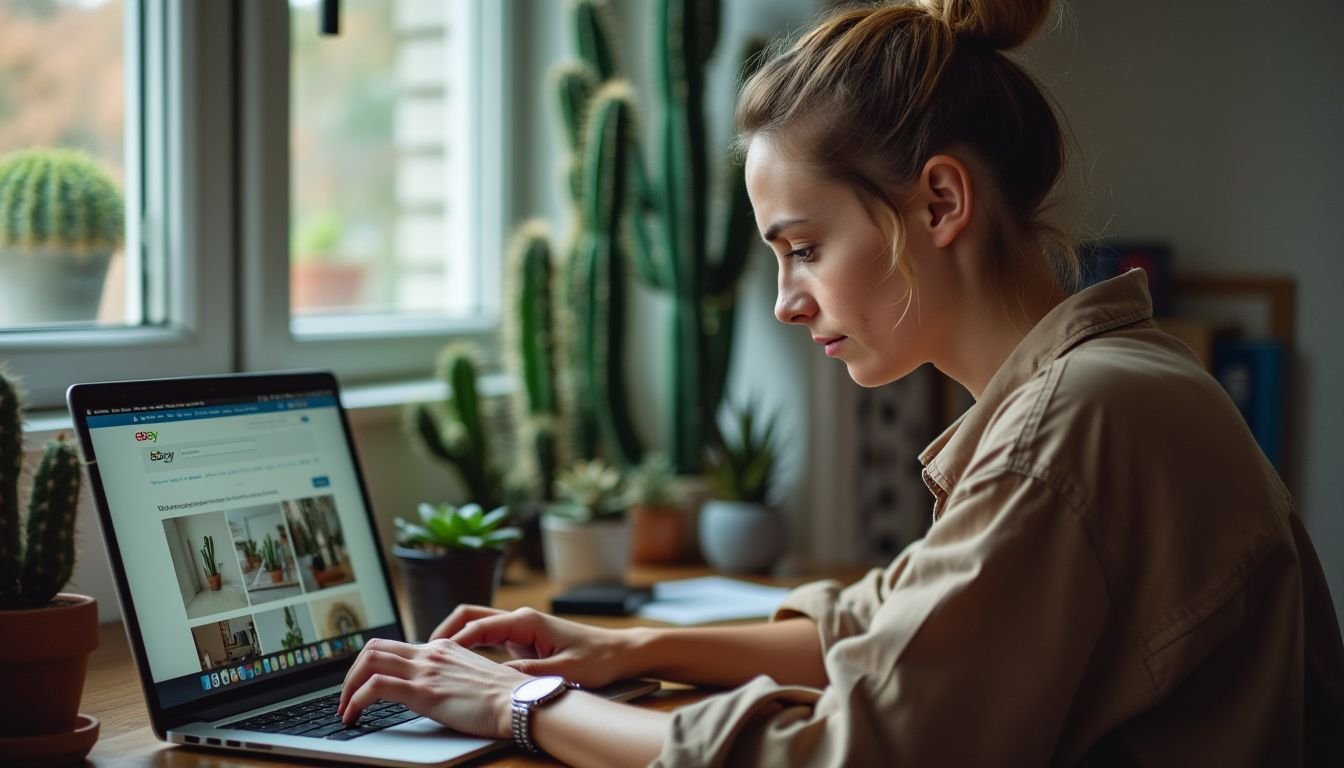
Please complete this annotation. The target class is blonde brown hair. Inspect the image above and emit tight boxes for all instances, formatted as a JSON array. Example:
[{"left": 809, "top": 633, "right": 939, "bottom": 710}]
[{"left": 736, "top": 0, "right": 1079, "bottom": 292}]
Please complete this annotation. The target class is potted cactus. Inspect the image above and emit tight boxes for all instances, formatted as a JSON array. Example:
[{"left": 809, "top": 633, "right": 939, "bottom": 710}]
[
  {"left": 260, "top": 534, "right": 284, "bottom": 583},
  {"left": 200, "top": 534, "right": 222, "bottom": 591},
  {"left": 0, "top": 147, "right": 125, "bottom": 326},
  {"left": 542, "top": 459, "right": 630, "bottom": 586},
  {"left": 393, "top": 502, "right": 522, "bottom": 642},
  {"left": 699, "top": 400, "right": 784, "bottom": 574},
  {"left": 0, "top": 370, "right": 99, "bottom": 753}
]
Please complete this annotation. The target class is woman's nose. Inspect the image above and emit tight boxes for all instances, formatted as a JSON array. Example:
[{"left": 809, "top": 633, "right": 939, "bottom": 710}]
[{"left": 775, "top": 279, "right": 817, "bottom": 325}]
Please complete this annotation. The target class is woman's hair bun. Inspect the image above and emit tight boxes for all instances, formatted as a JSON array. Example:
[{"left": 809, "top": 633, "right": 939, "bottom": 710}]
[{"left": 912, "top": 0, "right": 1052, "bottom": 50}]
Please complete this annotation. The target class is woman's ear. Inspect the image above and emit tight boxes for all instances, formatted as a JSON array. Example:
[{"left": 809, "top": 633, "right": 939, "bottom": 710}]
[{"left": 919, "top": 154, "right": 973, "bottom": 248}]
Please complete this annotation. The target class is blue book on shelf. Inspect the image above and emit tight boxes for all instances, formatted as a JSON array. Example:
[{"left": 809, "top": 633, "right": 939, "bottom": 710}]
[{"left": 1212, "top": 339, "right": 1285, "bottom": 469}]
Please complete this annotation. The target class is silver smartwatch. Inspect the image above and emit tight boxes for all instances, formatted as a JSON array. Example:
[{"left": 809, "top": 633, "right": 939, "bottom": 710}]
[{"left": 510, "top": 676, "right": 580, "bottom": 753}]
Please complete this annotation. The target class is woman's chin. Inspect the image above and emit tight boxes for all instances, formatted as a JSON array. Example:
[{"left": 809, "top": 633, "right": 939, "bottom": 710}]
[{"left": 845, "top": 359, "right": 919, "bottom": 388}]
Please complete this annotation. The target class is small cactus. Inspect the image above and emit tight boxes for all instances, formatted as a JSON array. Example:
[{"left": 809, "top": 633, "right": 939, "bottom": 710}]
[
  {"left": 408, "top": 346, "right": 504, "bottom": 509},
  {"left": 0, "top": 147, "right": 124, "bottom": 256},
  {"left": 0, "top": 370, "right": 84, "bottom": 609}
]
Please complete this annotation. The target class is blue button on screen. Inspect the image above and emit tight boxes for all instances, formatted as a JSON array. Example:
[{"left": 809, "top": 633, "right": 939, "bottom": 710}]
[{"left": 312, "top": 476, "right": 330, "bottom": 488}]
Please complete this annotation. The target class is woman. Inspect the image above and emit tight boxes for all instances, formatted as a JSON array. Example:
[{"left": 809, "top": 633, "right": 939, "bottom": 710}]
[{"left": 339, "top": 1, "right": 1344, "bottom": 764}]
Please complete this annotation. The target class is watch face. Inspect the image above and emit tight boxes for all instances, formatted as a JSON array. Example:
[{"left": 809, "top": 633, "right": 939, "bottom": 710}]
[{"left": 514, "top": 676, "right": 567, "bottom": 703}]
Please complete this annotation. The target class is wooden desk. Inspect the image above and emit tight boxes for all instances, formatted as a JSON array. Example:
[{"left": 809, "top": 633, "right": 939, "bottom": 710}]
[{"left": 82, "top": 564, "right": 850, "bottom": 766}]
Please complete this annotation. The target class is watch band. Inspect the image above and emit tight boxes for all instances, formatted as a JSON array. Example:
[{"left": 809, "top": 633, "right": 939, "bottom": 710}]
[{"left": 511, "top": 678, "right": 580, "bottom": 754}]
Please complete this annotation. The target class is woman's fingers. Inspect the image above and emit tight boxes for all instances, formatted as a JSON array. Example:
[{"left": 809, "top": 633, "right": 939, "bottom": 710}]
[
  {"left": 338, "top": 642, "right": 419, "bottom": 716},
  {"left": 430, "top": 604, "right": 505, "bottom": 641},
  {"left": 341, "top": 673, "right": 423, "bottom": 726},
  {"left": 451, "top": 608, "right": 546, "bottom": 650}
]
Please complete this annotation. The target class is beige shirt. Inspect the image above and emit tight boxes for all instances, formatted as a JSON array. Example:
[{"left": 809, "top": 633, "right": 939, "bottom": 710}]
[{"left": 653, "top": 270, "right": 1344, "bottom": 766}]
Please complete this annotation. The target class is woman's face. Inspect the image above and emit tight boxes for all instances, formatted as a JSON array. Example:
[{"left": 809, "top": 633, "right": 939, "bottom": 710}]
[{"left": 745, "top": 135, "right": 932, "bottom": 387}]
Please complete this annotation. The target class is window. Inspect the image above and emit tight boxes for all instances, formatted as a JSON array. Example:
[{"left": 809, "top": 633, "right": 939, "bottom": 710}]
[{"left": 0, "top": 0, "right": 505, "bottom": 408}]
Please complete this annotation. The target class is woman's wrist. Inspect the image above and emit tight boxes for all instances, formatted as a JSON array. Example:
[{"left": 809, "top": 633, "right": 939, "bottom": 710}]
[{"left": 619, "top": 626, "right": 662, "bottom": 680}]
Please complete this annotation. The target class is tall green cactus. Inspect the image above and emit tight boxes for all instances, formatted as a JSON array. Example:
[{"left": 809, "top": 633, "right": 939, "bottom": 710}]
[
  {"left": 199, "top": 534, "right": 219, "bottom": 578},
  {"left": 563, "top": 0, "right": 765, "bottom": 474},
  {"left": 506, "top": 222, "right": 564, "bottom": 501},
  {"left": 0, "top": 371, "right": 83, "bottom": 609},
  {"left": 0, "top": 147, "right": 124, "bottom": 254},
  {"left": 408, "top": 346, "right": 504, "bottom": 509}
]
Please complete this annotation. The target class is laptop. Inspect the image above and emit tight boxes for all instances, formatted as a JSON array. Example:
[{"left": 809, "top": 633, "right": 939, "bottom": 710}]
[{"left": 68, "top": 371, "right": 658, "bottom": 766}]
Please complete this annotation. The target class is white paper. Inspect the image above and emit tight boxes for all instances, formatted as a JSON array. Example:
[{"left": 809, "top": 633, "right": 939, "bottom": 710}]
[{"left": 635, "top": 576, "right": 792, "bottom": 625}]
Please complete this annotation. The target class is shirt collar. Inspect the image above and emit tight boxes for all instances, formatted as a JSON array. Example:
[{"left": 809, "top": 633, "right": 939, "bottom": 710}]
[{"left": 918, "top": 269, "right": 1156, "bottom": 511}]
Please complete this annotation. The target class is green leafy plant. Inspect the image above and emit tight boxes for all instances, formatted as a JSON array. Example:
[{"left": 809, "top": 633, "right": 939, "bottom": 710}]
[
  {"left": 549, "top": 459, "right": 626, "bottom": 524},
  {"left": 260, "top": 534, "right": 282, "bottom": 572},
  {"left": 282, "top": 605, "right": 305, "bottom": 650},
  {"left": 708, "top": 401, "right": 778, "bottom": 505},
  {"left": 0, "top": 370, "right": 83, "bottom": 610},
  {"left": 622, "top": 453, "right": 685, "bottom": 508},
  {"left": 395, "top": 502, "right": 522, "bottom": 553},
  {"left": 239, "top": 539, "right": 259, "bottom": 561},
  {"left": 199, "top": 535, "right": 219, "bottom": 578}
]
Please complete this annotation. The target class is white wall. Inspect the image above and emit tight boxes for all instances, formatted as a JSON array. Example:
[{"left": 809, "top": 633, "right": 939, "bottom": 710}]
[{"left": 1022, "top": 0, "right": 1344, "bottom": 624}]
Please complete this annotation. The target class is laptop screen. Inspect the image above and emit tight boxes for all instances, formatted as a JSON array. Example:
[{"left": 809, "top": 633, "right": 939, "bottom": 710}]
[{"left": 77, "top": 379, "right": 400, "bottom": 711}]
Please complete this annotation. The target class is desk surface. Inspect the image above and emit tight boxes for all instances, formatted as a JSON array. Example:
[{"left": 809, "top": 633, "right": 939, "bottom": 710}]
[{"left": 83, "top": 563, "right": 854, "bottom": 767}]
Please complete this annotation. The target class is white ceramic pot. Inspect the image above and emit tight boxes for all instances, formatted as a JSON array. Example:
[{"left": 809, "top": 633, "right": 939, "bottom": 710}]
[
  {"left": 540, "top": 515, "right": 631, "bottom": 586},
  {"left": 698, "top": 500, "right": 784, "bottom": 574}
]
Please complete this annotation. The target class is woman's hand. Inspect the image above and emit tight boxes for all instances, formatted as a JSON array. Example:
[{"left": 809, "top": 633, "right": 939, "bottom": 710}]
[
  {"left": 337, "top": 637, "right": 529, "bottom": 737},
  {"left": 432, "top": 605, "right": 638, "bottom": 688}
]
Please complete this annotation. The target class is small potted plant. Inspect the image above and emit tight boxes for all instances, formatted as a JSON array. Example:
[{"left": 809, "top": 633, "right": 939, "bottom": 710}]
[
  {"left": 261, "top": 534, "right": 284, "bottom": 583},
  {"left": 393, "top": 502, "right": 521, "bottom": 642},
  {"left": 699, "top": 400, "right": 784, "bottom": 574},
  {"left": 239, "top": 539, "right": 261, "bottom": 571},
  {"left": 542, "top": 459, "right": 630, "bottom": 585},
  {"left": 624, "top": 453, "right": 690, "bottom": 564},
  {"left": 200, "top": 534, "right": 222, "bottom": 591},
  {"left": 0, "top": 148, "right": 124, "bottom": 325},
  {"left": 0, "top": 370, "right": 100, "bottom": 760}
]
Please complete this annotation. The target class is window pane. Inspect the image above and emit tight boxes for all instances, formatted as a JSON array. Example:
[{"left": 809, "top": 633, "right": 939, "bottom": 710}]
[
  {"left": 0, "top": 0, "right": 130, "bottom": 330},
  {"left": 290, "top": 0, "right": 480, "bottom": 321}
]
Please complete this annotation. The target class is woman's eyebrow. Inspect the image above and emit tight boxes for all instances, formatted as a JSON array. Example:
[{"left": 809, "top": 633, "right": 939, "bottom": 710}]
[{"left": 762, "top": 218, "right": 808, "bottom": 243}]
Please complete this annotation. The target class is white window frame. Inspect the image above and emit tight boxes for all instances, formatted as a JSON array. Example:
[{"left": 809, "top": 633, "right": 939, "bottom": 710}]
[
  {"left": 238, "top": 0, "right": 507, "bottom": 378},
  {"left": 0, "top": 0, "right": 236, "bottom": 409}
]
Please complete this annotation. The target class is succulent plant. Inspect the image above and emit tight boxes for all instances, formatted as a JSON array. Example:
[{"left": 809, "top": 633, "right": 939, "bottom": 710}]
[
  {"left": 708, "top": 400, "right": 778, "bottom": 505},
  {"left": 550, "top": 459, "right": 626, "bottom": 524},
  {"left": 622, "top": 452, "right": 685, "bottom": 509},
  {"left": 0, "top": 370, "right": 83, "bottom": 609},
  {"left": 408, "top": 345, "right": 504, "bottom": 510},
  {"left": 395, "top": 502, "right": 522, "bottom": 553}
]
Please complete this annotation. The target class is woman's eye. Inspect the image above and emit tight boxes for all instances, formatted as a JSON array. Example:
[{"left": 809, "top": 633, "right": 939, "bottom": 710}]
[{"left": 787, "top": 247, "right": 815, "bottom": 263}]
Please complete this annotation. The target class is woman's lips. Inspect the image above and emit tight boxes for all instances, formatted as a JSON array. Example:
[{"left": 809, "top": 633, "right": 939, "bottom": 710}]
[{"left": 815, "top": 336, "right": 847, "bottom": 357}]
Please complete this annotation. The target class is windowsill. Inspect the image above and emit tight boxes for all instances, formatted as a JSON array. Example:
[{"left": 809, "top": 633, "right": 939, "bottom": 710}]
[{"left": 22, "top": 372, "right": 514, "bottom": 440}]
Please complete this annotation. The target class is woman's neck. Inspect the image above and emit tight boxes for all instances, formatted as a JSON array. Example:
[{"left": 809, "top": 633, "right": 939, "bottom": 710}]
[{"left": 937, "top": 261, "right": 1067, "bottom": 401}]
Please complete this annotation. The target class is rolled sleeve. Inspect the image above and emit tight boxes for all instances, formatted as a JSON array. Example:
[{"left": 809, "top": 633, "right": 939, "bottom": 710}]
[{"left": 652, "top": 469, "right": 1109, "bottom": 767}]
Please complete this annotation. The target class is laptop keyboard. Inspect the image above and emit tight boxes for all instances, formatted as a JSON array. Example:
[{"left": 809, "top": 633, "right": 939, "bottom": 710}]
[{"left": 229, "top": 692, "right": 422, "bottom": 740}]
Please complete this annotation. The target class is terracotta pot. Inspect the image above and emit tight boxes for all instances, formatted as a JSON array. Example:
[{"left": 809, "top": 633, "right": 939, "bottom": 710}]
[
  {"left": 268, "top": 569, "right": 283, "bottom": 583},
  {"left": 291, "top": 262, "right": 365, "bottom": 312},
  {"left": 630, "top": 504, "right": 690, "bottom": 564},
  {"left": 0, "top": 593, "right": 98, "bottom": 737},
  {"left": 394, "top": 546, "right": 504, "bottom": 642},
  {"left": 206, "top": 574, "right": 222, "bottom": 591}
]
